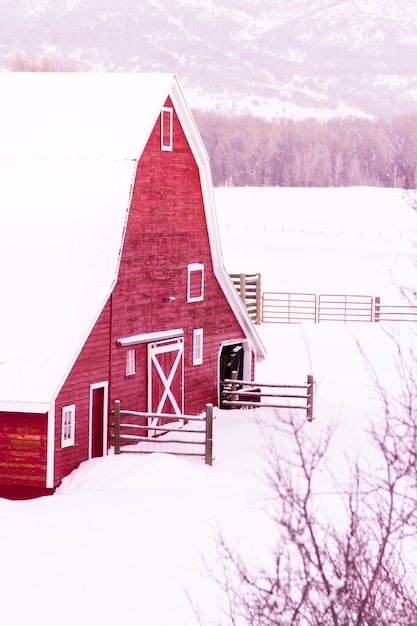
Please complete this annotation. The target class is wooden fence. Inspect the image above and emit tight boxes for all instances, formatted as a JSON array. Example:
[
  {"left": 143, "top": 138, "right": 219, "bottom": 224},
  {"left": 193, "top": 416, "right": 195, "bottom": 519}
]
[
  {"left": 111, "top": 401, "right": 213, "bottom": 466},
  {"left": 221, "top": 371, "right": 314, "bottom": 422},
  {"left": 261, "top": 292, "right": 417, "bottom": 324},
  {"left": 230, "top": 273, "right": 262, "bottom": 324}
]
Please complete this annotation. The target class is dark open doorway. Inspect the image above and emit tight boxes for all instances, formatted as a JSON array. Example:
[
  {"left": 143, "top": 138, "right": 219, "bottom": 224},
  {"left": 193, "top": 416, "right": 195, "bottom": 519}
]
[{"left": 219, "top": 343, "right": 244, "bottom": 409}]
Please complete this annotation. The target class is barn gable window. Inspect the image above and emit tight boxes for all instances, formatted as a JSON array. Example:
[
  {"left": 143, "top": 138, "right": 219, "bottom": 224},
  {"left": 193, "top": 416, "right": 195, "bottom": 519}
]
[
  {"left": 187, "top": 263, "right": 204, "bottom": 302},
  {"left": 193, "top": 328, "right": 204, "bottom": 365},
  {"left": 126, "top": 349, "right": 136, "bottom": 376},
  {"left": 61, "top": 404, "right": 75, "bottom": 448},
  {"left": 161, "top": 106, "right": 173, "bottom": 151}
]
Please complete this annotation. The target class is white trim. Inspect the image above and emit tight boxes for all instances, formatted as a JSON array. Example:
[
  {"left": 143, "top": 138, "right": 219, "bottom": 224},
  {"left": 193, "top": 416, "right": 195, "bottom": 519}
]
[
  {"left": 241, "top": 340, "right": 252, "bottom": 381},
  {"left": 126, "top": 349, "right": 136, "bottom": 376},
  {"left": 218, "top": 339, "right": 252, "bottom": 406},
  {"left": 88, "top": 381, "right": 109, "bottom": 459},
  {"left": 147, "top": 337, "right": 184, "bottom": 435},
  {"left": 118, "top": 328, "right": 184, "bottom": 347},
  {"left": 193, "top": 328, "right": 203, "bottom": 365},
  {"left": 46, "top": 404, "right": 55, "bottom": 489},
  {"left": 61, "top": 404, "right": 75, "bottom": 448},
  {"left": 168, "top": 80, "right": 267, "bottom": 362},
  {"left": 187, "top": 263, "right": 204, "bottom": 302},
  {"left": 161, "top": 106, "right": 173, "bottom": 151}
]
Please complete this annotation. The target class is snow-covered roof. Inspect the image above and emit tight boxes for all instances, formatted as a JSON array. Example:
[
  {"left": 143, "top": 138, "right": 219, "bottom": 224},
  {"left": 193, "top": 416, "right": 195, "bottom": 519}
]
[
  {"left": 0, "top": 72, "right": 175, "bottom": 160},
  {"left": 0, "top": 73, "right": 174, "bottom": 411},
  {"left": 0, "top": 72, "right": 265, "bottom": 412}
]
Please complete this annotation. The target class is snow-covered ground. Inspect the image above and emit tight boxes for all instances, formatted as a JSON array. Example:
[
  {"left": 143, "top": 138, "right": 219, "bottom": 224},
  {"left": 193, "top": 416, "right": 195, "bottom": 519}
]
[
  {"left": 1, "top": 187, "right": 416, "bottom": 626},
  {"left": 215, "top": 186, "right": 416, "bottom": 299}
]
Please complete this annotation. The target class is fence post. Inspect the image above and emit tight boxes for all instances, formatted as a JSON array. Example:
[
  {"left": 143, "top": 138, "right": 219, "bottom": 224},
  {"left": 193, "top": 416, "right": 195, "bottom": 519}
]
[
  {"left": 239, "top": 273, "right": 246, "bottom": 306},
  {"left": 306, "top": 375, "right": 314, "bottom": 422},
  {"left": 230, "top": 370, "right": 239, "bottom": 409},
  {"left": 114, "top": 400, "right": 121, "bottom": 454},
  {"left": 374, "top": 296, "right": 380, "bottom": 322},
  {"left": 205, "top": 403, "right": 213, "bottom": 466},
  {"left": 256, "top": 273, "right": 262, "bottom": 325}
]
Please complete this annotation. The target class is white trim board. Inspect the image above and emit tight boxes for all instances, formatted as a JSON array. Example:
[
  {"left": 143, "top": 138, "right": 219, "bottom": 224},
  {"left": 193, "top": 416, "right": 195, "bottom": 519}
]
[{"left": 117, "top": 328, "right": 184, "bottom": 347}]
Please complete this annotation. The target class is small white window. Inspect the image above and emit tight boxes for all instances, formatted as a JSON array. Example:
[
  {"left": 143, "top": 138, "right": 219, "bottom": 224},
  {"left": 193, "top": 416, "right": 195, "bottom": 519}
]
[
  {"left": 161, "top": 106, "right": 173, "bottom": 151},
  {"left": 61, "top": 404, "right": 75, "bottom": 448},
  {"left": 187, "top": 263, "right": 204, "bottom": 302},
  {"left": 126, "top": 349, "right": 136, "bottom": 376},
  {"left": 193, "top": 328, "right": 203, "bottom": 365}
]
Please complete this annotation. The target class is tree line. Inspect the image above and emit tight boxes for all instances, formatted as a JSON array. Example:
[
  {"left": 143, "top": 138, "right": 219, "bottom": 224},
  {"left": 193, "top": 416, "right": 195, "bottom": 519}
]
[
  {"left": 9, "top": 54, "right": 417, "bottom": 189},
  {"left": 193, "top": 109, "right": 417, "bottom": 188}
]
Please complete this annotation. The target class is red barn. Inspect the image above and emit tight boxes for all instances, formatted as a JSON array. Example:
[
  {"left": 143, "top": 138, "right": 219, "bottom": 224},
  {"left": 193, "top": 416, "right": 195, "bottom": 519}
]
[{"left": 0, "top": 72, "right": 266, "bottom": 500}]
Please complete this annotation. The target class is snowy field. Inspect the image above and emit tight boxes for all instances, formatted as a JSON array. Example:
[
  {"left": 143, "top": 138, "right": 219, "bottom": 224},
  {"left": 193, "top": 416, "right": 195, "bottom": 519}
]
[
  {"left": 1, "top": 187, "right": 416, "bottom": 626},
  {"left": 215, "top": 186, "right": 416, "bottom": 300}
]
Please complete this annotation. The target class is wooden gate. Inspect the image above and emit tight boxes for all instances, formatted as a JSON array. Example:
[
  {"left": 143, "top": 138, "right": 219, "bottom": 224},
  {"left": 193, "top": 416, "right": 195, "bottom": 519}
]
[
  {"left": 112, "top": 401, "right": 213, "bottom": 465},
  {"left": 147, "top": 336, "right": 184, "bottom": 436}
]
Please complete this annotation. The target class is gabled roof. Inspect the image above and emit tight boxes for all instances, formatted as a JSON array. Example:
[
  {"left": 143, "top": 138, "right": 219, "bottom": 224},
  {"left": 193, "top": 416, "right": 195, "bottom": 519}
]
[{"left": 0, "top": 72, "right": 265, "bottom": 412}]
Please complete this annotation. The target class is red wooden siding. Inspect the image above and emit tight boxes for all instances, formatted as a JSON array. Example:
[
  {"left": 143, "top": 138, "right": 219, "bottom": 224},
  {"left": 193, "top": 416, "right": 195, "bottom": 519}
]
[
  {"left": 91, "top": 386, "right": 105, "bottom": 458},
  {"left": 0, "top": 412, "right": 47, "bottom": 491},
  {"left": 0, "top": 89, "right": 257, "bottom": 499},
  {"left": 53, "top": 300, "right": 111, "bottom": 487},
  {"left": 109, "top": 96, "right": 247, "bottom": 415}
]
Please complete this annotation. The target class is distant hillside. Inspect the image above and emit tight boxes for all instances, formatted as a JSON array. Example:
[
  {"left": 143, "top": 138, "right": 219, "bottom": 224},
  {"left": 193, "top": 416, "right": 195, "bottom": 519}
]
[{"left": 2, "top": 0, "right": 417, "bottom": 119}]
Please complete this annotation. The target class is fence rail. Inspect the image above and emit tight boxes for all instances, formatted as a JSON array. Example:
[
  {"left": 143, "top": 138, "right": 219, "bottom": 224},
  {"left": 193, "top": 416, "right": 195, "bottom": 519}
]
[
  {"left": 262, "top": 292, "right": 317, "bottom": 323},
  {"left": 230, "top": 273, "right": 261, "bottom": 324},
  {"left": 111, "top": 401, "right": 213, "bottom": 465},
  {"left": 374, "top": 297, "right": 417, "bottom": 322},
  {"left": 261, "top": 292, "right": 417, "bottom": 324},
  {"left": 221, "top": 371, "right": 314, "bottom": 422},
  {"left": 317, "top": 294, "right": 373, "bottom": 323}
]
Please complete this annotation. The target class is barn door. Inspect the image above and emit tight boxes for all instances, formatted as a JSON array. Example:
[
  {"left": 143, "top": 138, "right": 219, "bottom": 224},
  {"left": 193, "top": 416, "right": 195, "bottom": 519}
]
[
  {"left": 89, "top": 382, "right": 108, "bottom": 458},
  {"left": 147, "top": 336, "right": 184, "bottom": 435}
]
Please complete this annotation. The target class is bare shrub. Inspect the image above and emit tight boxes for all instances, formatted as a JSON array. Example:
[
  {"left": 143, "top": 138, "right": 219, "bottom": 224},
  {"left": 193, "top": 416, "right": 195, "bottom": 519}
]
[
  {"left": 10, "top": 53, "right": 78, "bottom": 72},
  {"left": 201, "top": 396, "right": 417, "bottom": 626}
]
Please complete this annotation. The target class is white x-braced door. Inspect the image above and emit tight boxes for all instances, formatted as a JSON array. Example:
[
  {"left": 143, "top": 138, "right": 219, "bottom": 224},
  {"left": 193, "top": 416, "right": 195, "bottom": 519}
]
[{"left": 147, "top": 336, "right": 184, "bottom": 435}]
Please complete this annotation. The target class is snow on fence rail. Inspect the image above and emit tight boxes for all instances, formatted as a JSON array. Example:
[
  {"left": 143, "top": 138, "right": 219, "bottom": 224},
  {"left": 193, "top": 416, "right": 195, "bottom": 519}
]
[
  {"left": 221, "top": 371, "right": 314, "bottom": 422},
  {"left": 110, "top": 401, "right": 213, "bottom": 466},
  {"left": 261, "top": 292, "right": 417, "bottom": 324}
]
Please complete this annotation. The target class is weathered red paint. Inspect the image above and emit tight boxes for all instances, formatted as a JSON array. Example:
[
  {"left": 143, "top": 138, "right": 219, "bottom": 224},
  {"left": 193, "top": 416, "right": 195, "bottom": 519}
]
[
  {"left": 0, "top": 412, "right": 48, "bottom": 499},
  {"left": 0, "top": 96, "right": 252, "bottom": 499}
]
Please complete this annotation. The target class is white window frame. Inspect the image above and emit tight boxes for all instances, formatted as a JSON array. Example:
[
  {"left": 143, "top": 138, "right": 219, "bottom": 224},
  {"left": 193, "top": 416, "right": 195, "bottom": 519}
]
[
  {"left": 61, "top": 404, "right": 75, "bottom": 448},
  {"left": 187, "top": 263, "right": 204, "bottom": 302},
  {"left": 193, "top": 328, "right": 204, "bottom": 365},
  {"left": 161, "top": 106, "right": 173, "bottom": 151},
  {"left": 126, "top": 348, "right": 136, "bottom": 376}
]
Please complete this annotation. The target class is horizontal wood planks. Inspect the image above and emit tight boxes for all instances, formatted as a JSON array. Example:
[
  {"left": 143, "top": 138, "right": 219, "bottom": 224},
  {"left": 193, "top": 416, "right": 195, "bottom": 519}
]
[
  {"left": 53, "top": 300, "right": 111, "bottom": 486},
  {"left": 1, "top": 94, "right": 256, "bottom": 498},
  {"left": 110, "top": 96, "right": 247, "bottom": 415},
  {"left": 0, "top": 412, "right": 47, "bottom": 486}
]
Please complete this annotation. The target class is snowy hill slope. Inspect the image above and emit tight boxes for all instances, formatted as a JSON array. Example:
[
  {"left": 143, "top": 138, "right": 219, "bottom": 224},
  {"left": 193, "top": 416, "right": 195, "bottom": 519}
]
[{"left": 2, "top": 0, "right": 417, "bottom": 119}]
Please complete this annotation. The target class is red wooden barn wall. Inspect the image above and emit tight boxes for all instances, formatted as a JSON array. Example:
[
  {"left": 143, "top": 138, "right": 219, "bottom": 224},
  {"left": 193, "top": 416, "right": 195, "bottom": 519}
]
[
  {"left": 110, "top": 96, "right": 246, "bottom": 415},
  {"left": 0, "top": 411, "right": 47, "bottom": 499},
  {"left": 53, "top": 300, "right": 112, "bottom": 487},
  {"left": 0, "top": 95, "right": 251, "bottom": 498}
]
